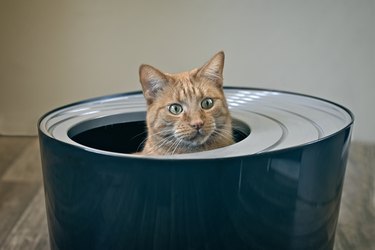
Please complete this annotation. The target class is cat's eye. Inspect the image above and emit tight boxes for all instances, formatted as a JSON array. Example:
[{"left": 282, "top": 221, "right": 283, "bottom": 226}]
[
  {"left": 169, "top": 104, "right": 183, "bottom": 115},
  {"left": 201, "top": 98, "right": 214, "bottom": 110}
]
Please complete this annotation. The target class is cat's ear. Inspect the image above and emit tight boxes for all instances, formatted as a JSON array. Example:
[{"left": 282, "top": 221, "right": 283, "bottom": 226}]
[
  {"left": 195, "top": 51, "right": 225, "bottom": 86},
  {"left": 139, "top": 64, "right": 169, "bottom": 104}
]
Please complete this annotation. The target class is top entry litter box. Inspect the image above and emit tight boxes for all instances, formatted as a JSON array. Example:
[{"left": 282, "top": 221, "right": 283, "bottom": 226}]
[{"left": 38, "top": 87, "right": 353, "bottom": 250}]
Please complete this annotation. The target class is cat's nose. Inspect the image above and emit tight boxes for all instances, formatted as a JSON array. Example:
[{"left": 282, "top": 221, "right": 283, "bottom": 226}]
[{"left": 190, "top": 120, "right": 204, "bottom": 130}]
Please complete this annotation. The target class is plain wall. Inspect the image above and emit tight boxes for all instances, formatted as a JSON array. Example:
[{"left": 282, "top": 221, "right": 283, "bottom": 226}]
[{"left": 1, "top": 0, "right": 374, "bottom": 142}]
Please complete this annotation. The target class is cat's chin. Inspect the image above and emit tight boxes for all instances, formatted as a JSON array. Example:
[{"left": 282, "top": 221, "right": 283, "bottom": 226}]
[{"left": 181, "top": 133, "right": 212, "bottom": 148}]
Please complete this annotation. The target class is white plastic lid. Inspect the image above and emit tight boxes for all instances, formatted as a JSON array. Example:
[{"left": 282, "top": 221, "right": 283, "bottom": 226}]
[{"left": 39, "top": 88, "right": 353, "bottom": 159}]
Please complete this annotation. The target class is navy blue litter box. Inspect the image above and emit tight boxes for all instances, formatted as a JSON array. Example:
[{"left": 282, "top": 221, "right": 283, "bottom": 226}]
[{"left": 38, "top": 87, "right": 354, "bottom": 250}]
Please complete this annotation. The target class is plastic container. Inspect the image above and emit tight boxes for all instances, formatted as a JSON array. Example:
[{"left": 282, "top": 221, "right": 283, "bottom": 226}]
[{"left": 38, "top": 87, "right": 354, "bottom": 250}]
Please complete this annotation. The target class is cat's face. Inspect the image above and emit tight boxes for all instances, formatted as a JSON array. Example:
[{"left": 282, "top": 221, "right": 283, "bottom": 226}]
[
  {"left": 139, "top": 51, "right": 233, "bottom": 155},
  {"left": 146, "top": 73, "right": 231, "bottom": 151}
]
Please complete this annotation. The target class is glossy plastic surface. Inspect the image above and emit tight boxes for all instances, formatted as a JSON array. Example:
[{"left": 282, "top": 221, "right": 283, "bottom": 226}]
[
  {"left": 39, "top": 128, "right": 352, "bottom": 250},
  {"left": 38, "top": 88, "right": 353, "bottom": 250}
]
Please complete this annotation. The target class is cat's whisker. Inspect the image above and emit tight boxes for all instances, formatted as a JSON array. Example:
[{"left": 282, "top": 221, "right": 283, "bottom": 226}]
[
  {"left": 137, "top": 129, "right": 175, "bottom": 154},
  {"left": 171, "top": 139, "right": 183, "bottom": 155},
  {"left": 132, "top": 128, "right": 151, "bottom": 152},
  {"left": 139, "top": 128, "right": 174, "bottom": 148},
  {"left": 149, "top": 130, "right": 175, "bottom": 141},
  {"left": 212, "top": 128, "right": 234, "bottom": 142},
  {"left": 129, "top": 129, "right": 148, "bottom": 141},
  {"left": 154, "top": 135, "right": 176, "bottom": 153},
  {"left": 135, "top": 129, "right": 171, "bottom": 151},
  {"left": 153, "top": 136, "right": 172, "bottom": 149},
  {"left": 159, "top": 137, "right": 175, "bottom": 150},
  {"left": 136, "top": 134, "right": 150, "bottom": 152},
  {"left": 147, "top": 136, "right": 173, "bottom": 155},
  {"left": 166, "top": 137, "right": 182, "bottom": 155}
]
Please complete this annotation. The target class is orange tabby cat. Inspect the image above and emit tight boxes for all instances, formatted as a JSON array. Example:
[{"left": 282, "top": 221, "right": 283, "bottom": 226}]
[{"left": 138, "top": 51, "right": 234, "bottom": 155}]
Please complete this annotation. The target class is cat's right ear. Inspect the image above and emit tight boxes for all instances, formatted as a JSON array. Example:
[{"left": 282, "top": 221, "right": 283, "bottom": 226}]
[{"left": 139, "top": 64, "right": 169, "bottom": 104}]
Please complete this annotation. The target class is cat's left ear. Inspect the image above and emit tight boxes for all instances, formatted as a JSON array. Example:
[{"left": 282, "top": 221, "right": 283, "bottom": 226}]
[{"left": 195, "top": 51, "right": 225, "bottom": 86}]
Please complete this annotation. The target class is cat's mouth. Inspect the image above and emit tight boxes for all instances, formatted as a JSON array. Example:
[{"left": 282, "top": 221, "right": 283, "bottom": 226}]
[{"left": 181, "top": 129, "right": 212, "bottom": 147}]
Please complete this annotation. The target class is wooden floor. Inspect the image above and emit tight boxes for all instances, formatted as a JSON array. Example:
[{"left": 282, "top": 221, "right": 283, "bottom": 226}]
[{"left": 0, "top": 136, "right": 373, "bottom": 250}]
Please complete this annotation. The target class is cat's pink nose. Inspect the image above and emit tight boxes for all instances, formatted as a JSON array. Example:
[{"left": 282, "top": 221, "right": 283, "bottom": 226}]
[{"left": 190, "top": 120, "right": 204, "bottom": 130}]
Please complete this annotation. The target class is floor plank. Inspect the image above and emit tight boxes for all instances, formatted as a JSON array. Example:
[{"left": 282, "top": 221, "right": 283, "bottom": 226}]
[
  {"left": 0, "top": 187, "right": 49, "bottom": 250},
  {"left": 2, "top": 140, "right": 43, "bottom": 183},
  {"left": 0, "top": 137, "right": 34, "bottom": 178},
  {"left": 334, "top": 142, "right": 375, "bottom": 250},
  {"left": 0, "top": 182, "right": 40, "bottom": 246}
]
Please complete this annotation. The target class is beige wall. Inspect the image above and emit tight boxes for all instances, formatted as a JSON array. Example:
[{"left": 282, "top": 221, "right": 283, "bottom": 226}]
[{"left": 1, "top": 0, "right": 374, "bottom": 142}]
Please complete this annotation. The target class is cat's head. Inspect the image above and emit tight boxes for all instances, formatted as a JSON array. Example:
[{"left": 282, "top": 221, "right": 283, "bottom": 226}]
[{"left": 139, "top": 51, "right": 233, "bottom": 155}]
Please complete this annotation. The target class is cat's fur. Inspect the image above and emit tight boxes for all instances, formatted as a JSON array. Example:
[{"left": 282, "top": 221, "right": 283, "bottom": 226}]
[{"left": 138, "top": 51, "right": 234, "bottom": 155}]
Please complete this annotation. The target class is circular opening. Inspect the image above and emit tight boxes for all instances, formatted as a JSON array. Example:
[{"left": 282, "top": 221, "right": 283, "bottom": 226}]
[
  {"left": 69, "top": 117, "right": 250, "bottom": 154},
  {"left": 41, "top": 88, "right": 353, "bottom": 158}
]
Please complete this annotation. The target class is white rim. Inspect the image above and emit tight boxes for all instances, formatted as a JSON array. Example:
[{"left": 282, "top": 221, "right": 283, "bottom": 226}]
[{"left": 39, "top": 88, "right": 353, "bottom": 159}]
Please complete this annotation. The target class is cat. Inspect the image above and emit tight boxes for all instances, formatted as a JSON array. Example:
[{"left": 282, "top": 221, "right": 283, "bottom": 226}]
[{"left": 138, "top": 51, "right": 234, "bottom": 155}]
